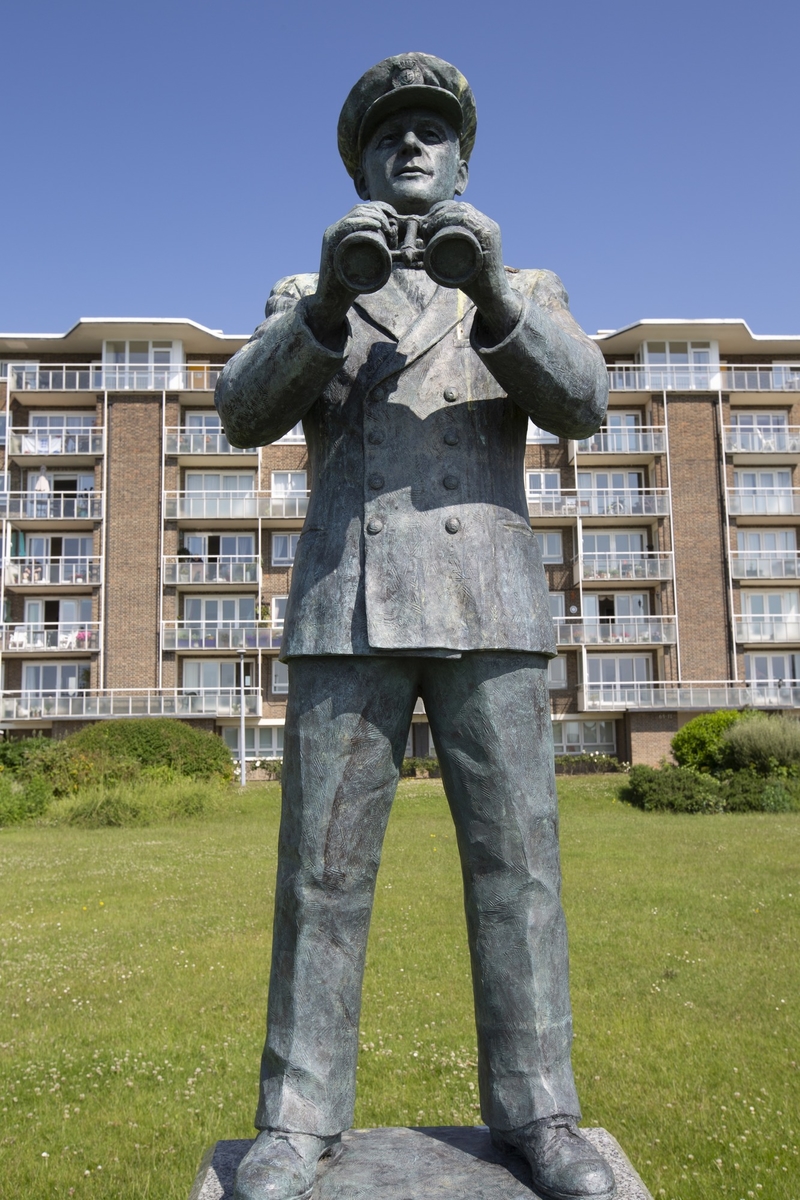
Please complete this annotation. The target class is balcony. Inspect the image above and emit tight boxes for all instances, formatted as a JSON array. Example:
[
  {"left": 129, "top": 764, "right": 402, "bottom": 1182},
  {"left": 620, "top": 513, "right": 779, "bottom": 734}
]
[
  {"left": 163, "top": 428, "right": 256, "bottom": 456},
  {"left": 8, "top": 428, "right": 105, "bottom": 457},
  {"left": 576, "top": 428, "right": 666, "bottom": 455},
  {"left": 726, "top": 489, "right": 800, "bottom": 517},
  {"left": 607, "top": 364, "right": 800, "bottom": 393},
  {"left": 555, "top": 616, "right": 676, "bottom": 646},
  {"left": 1, "top": 622, "right": 101, "bottom": 652},
  {"left": 578, "top": 489, "right": 670, "bottom": 518},
  {"left": 5, "top": 557, "right": 102, "bottom": 586},
  {"left": 0, "top": 492, "right": 103, "bottom": 522},
  {"left": 527, "top": 492, "right": 579, "bottom": 518},
  {"left": 730, "top": 552, "right": 800, "bottom": 580},
  {"left": 0, "top": 688, "right": 261, "bottom": 721},
  {"left": 580, "top": 680, "right": 800, "bottom": 710},
  {"left": 724, "top": 427, "right": 800, "bottom": 454},
  {"left": 161, "top": 621, "right": 283, "bottom": 650},
  {"left": 9, "top": 363, "right": 224, "bottom": 392},
  {"left": 163, "top": 491, "right": 308, "bottom": 521},
  {"left": 577, "top": 552, "right": 673, "bottom": 582},
  {"left": 734, "top": 615, "right": 800, "bottom": 643},
  {"left": 162, "top": 556, "right": 260, "bottom": 585}
]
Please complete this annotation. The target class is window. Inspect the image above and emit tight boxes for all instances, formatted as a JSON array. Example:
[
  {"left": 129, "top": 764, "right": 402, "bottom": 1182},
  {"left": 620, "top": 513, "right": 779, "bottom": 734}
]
[
  {"left": 8, "top": 362, "right": 40, "bottom": 389},
  {"left": 577, "top": 469, "right": 646, "bottom": 515},
  {"left": 552, "top": 719, "right": 616, "bottom": 756},
  {"left": 533, "top": 530, "right": 563, "bottom": 563},
  {"left": 272, "top": 533, "right": 300, "bottom": 566},
  {"left": 527, "top": 471, "right": 560, "bottom": 497},
  {"left": 22, "top": 662, "right": 90, "bottom": 694},
  {"left": 583, "top": 411, "right": 645, "bottom": 452},
  {"left": 183, "top": 532, "right": 255, "bottom": 560},
  {"left": 275, "top": 421, "right": 306, "bottom": 444},
  {"left": 586, "top": 654, "right": 651, "bottom": 696},
  {"left": 183, "top": 596, "right": 256, "bottom": 627},
  {"left": 583, "top": 592, "right": 649, "bottom": 619},
  {"left": 271, "top": 596, "right": 289, "bottom": 625},
  {"left": 741, "top": 591, "right": 799, "bottom": 638},
  {"left": 548, "top": 592, "right": 565, "bottom": 619},
  {"left": 547, "top": 655, "right": 567, "bottom": 688},
  {"left": 103, "top": 339, "right": 182, "bottom": 387},
  {"left": 526, "top": 420, "right": 559, "bottom": 444},
  {"left": 772, "top": 364, "right": 800, "bottom": 391},
  {"left": 185, "top": 472, "right": 255, "bottom": 493},
  {"left": 745, "top": 654, "right": 800, "bottom": 687},
  {"left": 271, "top": 471, "right": 307, "bottom": 496},
  {"left": 272, "top": 659, "right": 289, "bottom": 694},
  {"left": 729, "top": 411, "right": 790, "bottom": 451},
  {"left": 183, "top": 659, "right": 254, "bottom": 690},
  {"left": 184, "top": 411, "right": 222, "bottom": 430},
  {"left": 0, "top": 412, "right": 6, "bottom": 445},
  {"left": 223, "top": 725, "right": 284, "bottom": 760},
  {"left": 642, "top": 341, "right": 713, "bottom": 388},
  {"left": 737, "top": 529, "right": 796, "bottom": 555}
]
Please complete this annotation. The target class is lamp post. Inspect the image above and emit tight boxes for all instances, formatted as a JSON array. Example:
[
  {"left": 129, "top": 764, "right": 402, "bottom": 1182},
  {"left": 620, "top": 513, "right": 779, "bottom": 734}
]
[{"left": 238, "top": 648, "right": 247, "bottom": 787}]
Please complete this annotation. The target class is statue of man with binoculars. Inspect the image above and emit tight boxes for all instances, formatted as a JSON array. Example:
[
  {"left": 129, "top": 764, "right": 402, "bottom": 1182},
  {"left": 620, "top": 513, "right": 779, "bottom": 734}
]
[{"left": 217, "top": 52, "right": 614, "bottom": 1200}]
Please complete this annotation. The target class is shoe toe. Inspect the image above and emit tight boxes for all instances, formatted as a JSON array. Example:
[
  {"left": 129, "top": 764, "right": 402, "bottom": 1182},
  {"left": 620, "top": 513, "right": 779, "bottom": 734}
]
[{"left": 232, "top": 1133, "right": 315, "bottom": 1200}]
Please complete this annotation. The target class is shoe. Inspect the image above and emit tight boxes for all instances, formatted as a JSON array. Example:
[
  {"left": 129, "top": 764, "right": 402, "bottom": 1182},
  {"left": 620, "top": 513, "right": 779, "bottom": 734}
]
[
  {"left": 491, "top": 1114, "right": 615, "bottom": 1200},
  {"left": 232, "top": 1129, "right": 342, "bottom": 1200}
]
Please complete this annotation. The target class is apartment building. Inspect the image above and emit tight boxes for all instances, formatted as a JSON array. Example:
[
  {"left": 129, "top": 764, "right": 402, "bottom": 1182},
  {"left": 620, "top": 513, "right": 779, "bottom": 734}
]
[{"left": 1, "top": 315, "right": 799, "bottom": 765}]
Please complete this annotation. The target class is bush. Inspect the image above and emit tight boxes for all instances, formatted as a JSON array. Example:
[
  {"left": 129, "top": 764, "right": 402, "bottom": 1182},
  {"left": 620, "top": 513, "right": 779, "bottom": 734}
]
[
  {"left": 721, "top": 772, "right": 800, "bottom": 813},
  {"left": 66, "top": 719, "right": 234, "bottom": 782},
  {"left": 51, "top": 776, "right": 227, "bottom": 828},
  {"left": 620, "top": 764, "right": 725, "bottom": 813},
  {"left": 0, "top": 772, "right": 53, "bottom": 826},
  {"left": 400, "top": 757, "right": 441, "bottom": 778},
  {"left": 723, "top": 714, "right": 800, "bottom": 777},
  {"left": 671, "top": 709, "right": 753, "bottom": 773},
  {"left": 554, "top": 754, "right": 626, "bottom": 775}
]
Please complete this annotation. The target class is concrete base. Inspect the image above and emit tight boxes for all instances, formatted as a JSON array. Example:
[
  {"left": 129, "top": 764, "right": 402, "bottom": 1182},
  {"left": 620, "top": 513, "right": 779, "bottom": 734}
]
[{"left": 189, "top": 1126, "right": 653, "bottom": 1200}]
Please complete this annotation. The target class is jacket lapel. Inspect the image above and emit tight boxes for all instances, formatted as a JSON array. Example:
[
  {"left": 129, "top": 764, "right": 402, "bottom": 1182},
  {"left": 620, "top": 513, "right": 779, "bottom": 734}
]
[{"left": 356, "top": 283, "right": 475, "bottom": 393}]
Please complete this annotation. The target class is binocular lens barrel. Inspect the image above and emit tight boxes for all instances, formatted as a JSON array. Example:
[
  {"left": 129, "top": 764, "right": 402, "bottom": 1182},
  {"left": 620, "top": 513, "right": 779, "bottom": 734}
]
[
  {"left": 424, "top": 228, "right": 483, "bottom": 289},
  {"left": 333, "top": 221, "right": 484, "bottom": 294},
  {"left": 333, "top": 231, "right": 392, "bottom": 294}
]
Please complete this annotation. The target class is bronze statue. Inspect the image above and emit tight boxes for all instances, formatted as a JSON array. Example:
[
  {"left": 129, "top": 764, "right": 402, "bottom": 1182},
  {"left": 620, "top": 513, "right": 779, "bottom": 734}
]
[{"left": 216, "top": 52, "right": 614, "bottom": 1200}]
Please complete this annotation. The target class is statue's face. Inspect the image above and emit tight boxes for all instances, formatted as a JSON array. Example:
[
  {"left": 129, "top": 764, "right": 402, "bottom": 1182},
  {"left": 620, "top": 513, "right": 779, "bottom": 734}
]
[{"left": 355, "top": 107, "right": 468, "bottom": 215}]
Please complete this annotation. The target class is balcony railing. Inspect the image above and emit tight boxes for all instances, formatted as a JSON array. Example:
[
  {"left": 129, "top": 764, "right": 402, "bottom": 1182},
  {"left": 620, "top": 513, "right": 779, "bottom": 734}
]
[
  {"left": 577, "top": 489, "right": 670, "bottom": 517},
  {"left": 163, "top": 491, "right": 308, "bottom": 520},
  {"left": 161, "top": 622, "right": 283, "bottom": 650},
  {"left": 581, "top": 680, "right": 800, "bottom": 710},
  {"left": 0, "top": 492, "right": 103, "bottom": 520},
  {"left": 555, "top": 616, "right": 676, "bottom": 646},
  {"left": 730, "top": 552, "right": 800, "bottom": 580},
  {"left": 578, "top": 552, "right": 673, "bottom": 581},
  {"left": 9, "top": 363, "right": 224, "bottom": 391},
  {"left": 726, "top": 489, "right": 800, "bottom": 516},
  {"left": 0, "top": 688, "right": 261, "bottom": 720},
  {"left": 607, "top": 365, "right": 800, "bottom": 392},
  {"left": 163, "top": 428, "right": 256, "bottom": 455},
  {"left": 724, "top": 427, "right": 800, "bottom": 454},
  {"left": 8, "top": 429, "right": 105, "bottom": 456},
  {"left": 1, "top": 622, "right": 101, "bottom": 651},
  {"left": 162, "top": 556, "right": 260, "bottom": 585},
  {"left": 5, "top": 556, "right": 102, "bottom": 585},
  {"left": 734, "top": 615, "right": 800, "bottom": 643},
  {"left": 576, "top": 428, "right": 666, "bottom": 454},
  {"left": 528, "top": 492, "right": 580, "bottom": 518}
]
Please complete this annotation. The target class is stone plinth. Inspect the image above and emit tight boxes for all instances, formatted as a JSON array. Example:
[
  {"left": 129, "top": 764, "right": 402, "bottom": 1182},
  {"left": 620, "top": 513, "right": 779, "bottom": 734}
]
[{"left": 189, "top": 1125, "right": 653, "bottom": 1199}]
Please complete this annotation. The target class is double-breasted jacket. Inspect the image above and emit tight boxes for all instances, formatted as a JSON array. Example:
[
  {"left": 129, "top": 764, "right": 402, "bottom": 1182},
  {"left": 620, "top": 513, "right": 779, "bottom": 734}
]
[{"left": 215, "top": 266, "right": 608, "bottom": 659}]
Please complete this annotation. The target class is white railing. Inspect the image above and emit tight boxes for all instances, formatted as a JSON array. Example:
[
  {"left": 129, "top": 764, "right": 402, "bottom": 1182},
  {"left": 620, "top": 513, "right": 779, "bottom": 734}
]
[
  {"left": 8, "top": 429, "right": 105, "bottom": 456},
  {"left": 161, "top": 622, "right": 283, "bottom": 650},
  {"left": 1, "top": 622, "right": 101, "bottom": 651},
  {"left": 724, "top": 427, "right": 800, "bottom": 454},
  {"left": 0, "top": 688, "right": 261, "bottom": 720},
  {"left": 607, "top": 364, "right": 800, "bottom": 392},
  {"left": 5, "top": 557, "right": 102, "bottom": 585},
  {"left": 163, "top": 491, "right": 308, "bottom": 520},
  {"left": 0, "top": 492, "right": 103, "bottom": 520},
  {"left": 555, "top": 616, "right": 676, "bottom": 646},
  {"left": 581, "top": 680, "right": 800, "bottom": 710},
  {"left": 577, "top": 489, "right": 670, "bottom": 517},
  {"left": 528, "top": 492, "right": 580, "bottom": 517},
  {"left": 578, "top": 552, "right": 673, "bottom": 581},
  {"left": 726, "top": 489, "right": 800, "bottom": 516},
  {"left": 9, "top": 363, "right": 224, "bottom": 391},
  {"left": 730, "top": 553, "right": 800, "bottom": 580},
  {"left": 734, "top": 615, "right": 800, "bottom": 643},
  {"left": 163, "top": 428, "right": 256, "bottom": 455},
  {"left": 576, "top": 427, "right": 666, "bottom": 454},
  {"left": 162, "top": 556, "right": 260, "bottom": 585}
]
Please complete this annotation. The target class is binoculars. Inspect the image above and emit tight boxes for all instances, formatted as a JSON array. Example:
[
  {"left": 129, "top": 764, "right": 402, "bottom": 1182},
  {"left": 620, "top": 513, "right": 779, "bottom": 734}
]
[{"left": 333, "top": 211, "right": 483, "bottom": 294}]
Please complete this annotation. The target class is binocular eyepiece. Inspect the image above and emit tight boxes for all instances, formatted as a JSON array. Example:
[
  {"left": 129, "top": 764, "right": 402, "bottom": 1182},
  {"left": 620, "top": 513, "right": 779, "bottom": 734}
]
[{"left": 333, "top": 213, "right": 483, "bottom": 295}]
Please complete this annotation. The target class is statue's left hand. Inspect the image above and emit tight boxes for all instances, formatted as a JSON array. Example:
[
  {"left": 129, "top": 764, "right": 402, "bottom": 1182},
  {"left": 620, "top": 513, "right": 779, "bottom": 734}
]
[{"left": 422, "top": 202, "right": 523, "bottom": 343}]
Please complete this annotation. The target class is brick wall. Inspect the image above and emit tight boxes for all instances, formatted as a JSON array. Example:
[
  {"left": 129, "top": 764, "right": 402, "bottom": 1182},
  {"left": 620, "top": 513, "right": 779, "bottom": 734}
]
[{"left": 626, "top": 711, "right": 679, "bottom": 766}]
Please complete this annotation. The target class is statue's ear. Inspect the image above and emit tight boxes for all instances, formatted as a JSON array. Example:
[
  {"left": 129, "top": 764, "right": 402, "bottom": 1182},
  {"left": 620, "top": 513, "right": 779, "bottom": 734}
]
[
  {"left": 454, "top": 160, "right": 469, "bottom": 197},
  {"left": 354, "top": 169, "right": 370, "bottom": 201}
]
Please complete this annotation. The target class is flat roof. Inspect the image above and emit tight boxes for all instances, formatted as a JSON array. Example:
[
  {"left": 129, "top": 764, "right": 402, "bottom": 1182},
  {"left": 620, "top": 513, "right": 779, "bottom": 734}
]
[
  {"left": 593, "top": 318, "right": 800, "bottom": 356},
  {"left": 0, "top": 317, "right": 249, "bottom": 356}
]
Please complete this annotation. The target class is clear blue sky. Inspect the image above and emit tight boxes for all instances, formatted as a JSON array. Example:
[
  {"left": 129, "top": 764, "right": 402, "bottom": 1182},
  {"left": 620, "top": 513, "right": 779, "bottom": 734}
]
[{"left": 2, "top": 0, "right": 798, "bottom": 339}]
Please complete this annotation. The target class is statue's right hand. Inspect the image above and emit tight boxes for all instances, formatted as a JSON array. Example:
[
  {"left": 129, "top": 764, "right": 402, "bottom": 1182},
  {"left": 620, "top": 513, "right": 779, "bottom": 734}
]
[{"left": 317, "top": 203, "right": 397, "bottom": 299}]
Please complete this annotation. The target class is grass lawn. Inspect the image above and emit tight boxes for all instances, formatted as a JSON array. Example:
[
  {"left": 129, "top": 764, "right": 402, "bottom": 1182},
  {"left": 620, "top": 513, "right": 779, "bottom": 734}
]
[{"left": 0, "top": 776, "right": 798, "bottom": 1200}]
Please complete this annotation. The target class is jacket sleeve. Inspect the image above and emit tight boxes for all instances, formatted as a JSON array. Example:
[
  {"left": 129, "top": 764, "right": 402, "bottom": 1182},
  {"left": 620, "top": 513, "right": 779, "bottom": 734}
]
[
  {"left": 214, "top": 274, "right": 351, "bottom": 448},
  {"left": 471, "top": 269, "right": 608, "bottom": 440}
]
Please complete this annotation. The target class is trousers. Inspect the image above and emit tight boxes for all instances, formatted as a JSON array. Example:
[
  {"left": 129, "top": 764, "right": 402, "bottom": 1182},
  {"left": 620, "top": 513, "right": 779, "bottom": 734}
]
[{"left": 255, "top": 652, "right": 580, "bottom": 1137}]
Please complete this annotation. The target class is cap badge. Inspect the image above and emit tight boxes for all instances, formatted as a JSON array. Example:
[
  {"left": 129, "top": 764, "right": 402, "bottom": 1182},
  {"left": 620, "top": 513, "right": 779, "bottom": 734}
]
[{"left": 392, "top": 60, "right": 423, "bottom": 88}]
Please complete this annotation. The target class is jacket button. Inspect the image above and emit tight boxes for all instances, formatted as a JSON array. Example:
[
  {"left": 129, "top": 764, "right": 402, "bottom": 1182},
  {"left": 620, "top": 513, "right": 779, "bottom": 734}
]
[
  {"left": 372, "top": 387, "right": 386, "bottom": 402},
  {"left": 445, "top": 517, "right": 461, "bottom": 534},
  {"left": 443, "top": 430, "right": 459, "bottom": 445},
  {"left": 443, "top": 387, "right": 458, "bottom": 402},
  {"left": 368, "top": 430, "right": 384, "bottom": 444},
  {"left": 368, "top": 473, "right": 384, "bottom": 490},
  {"left": 443, "top": 475, "right": 459, "bottom": 489},
  {"left": 366, "top": 517, "right": 384, "bottom": 534}
]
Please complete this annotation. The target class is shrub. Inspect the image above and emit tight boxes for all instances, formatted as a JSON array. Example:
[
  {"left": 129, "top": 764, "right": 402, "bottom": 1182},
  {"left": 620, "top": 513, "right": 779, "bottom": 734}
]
[
  {"left": 554, "top": 754, "right": 626, "bottom": 775},
  {"left": 620, "top": 764, "right": 725, "bottom": 813},
  {"left": 54, "top": 776, "right": 226, "bottom": 828},
  {"left": 671, "top": 709, "right": 753, "bottom": 773},
  {"left": 400, "top": 757, "right": 441, "bottom": 778},
  {"left": 723, "top": 714, "right": 800, "bottom": 777},
  {"left": 721, "top": 772, "right": 800, "bottom": 813},
  {"left": 0, "top": 772, "right": 53, "bottom": 826},
  {"left": 66, "top": 719, "right": 234, "bottom": 781}
]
